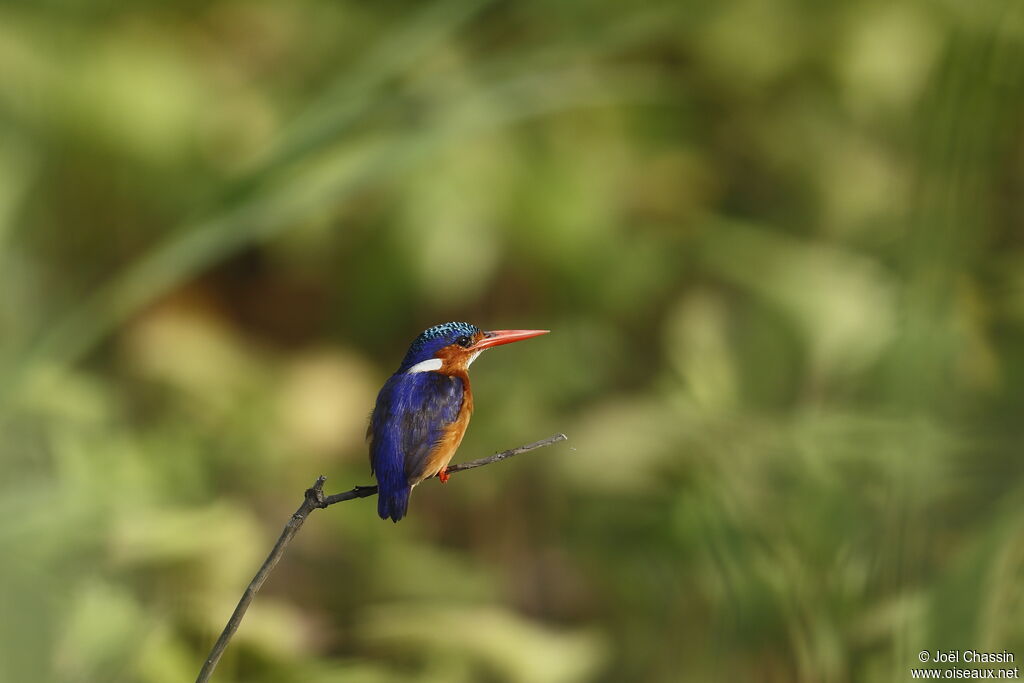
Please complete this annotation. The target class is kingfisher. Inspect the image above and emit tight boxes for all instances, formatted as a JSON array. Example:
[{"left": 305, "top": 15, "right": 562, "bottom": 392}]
[{"left": 367, "top": 322, "right": 549, "bottom": 522}]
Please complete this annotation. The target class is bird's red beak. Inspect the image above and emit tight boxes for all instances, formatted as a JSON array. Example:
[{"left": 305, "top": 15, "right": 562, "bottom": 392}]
[{"left": 473, "top": 329, "right": 549, "bottom": 350}]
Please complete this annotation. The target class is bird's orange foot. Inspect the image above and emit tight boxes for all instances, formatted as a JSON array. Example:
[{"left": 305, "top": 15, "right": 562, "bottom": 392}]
[{"left": 438, "top": 468, "right": 450, "bottom": 484}]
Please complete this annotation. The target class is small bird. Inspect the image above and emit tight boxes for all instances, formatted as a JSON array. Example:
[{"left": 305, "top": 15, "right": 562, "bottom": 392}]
[{"left": 368, "top": 322, "right": 549, "bottom": 522}]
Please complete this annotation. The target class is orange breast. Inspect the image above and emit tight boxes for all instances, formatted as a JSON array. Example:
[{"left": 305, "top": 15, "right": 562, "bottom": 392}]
[{"left": 411, "top": 370, "right": 474, "bottom": 485}]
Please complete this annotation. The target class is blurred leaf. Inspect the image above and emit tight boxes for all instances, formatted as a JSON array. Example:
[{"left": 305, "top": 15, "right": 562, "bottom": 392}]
[
  {"left": 838, "top": 4, "right": 942, "bottom": 116},
  {"left": 700, "top": 218, "right": 897, "bottom": 377},
  {"left": 276, "top": 349, "right": 379, "bottom": 457},
  {"left": 664, "top": 290, "right": 740, "bottom": 412},
  {"left": 56, "top": 580, "right": 146, "bottom": 682},
  {"left": 361, "top": 603, "right": 607, "bottom": 683}
]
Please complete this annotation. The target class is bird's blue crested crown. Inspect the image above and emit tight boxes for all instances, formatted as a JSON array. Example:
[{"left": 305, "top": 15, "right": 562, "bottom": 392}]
[{"left": 398, "top": 321, "right": 480, "bottom": 371}]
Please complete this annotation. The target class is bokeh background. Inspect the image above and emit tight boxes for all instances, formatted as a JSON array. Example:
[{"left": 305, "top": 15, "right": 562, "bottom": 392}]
[{"left": 2, "top": 0, "right": 1024, "bottom": 681}]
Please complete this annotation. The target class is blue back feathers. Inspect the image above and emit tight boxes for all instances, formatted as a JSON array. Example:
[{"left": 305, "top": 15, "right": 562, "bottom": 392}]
[
  {"left": 370, "top": 372, "right": 465, "bottom": 522},
  {"left": 398, "top": 321, "right": 480, "bottom": 371}
]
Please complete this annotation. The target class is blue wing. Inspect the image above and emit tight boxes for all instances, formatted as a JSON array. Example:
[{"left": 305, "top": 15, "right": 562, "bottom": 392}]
[{"left": 368, "top": 371, "right": 464, "bottom": 521}]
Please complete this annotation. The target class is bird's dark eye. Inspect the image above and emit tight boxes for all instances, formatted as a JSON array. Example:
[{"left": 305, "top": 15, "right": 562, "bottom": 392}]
[{"left": 456, "top": 335, "right": 473, "bottom": 348}]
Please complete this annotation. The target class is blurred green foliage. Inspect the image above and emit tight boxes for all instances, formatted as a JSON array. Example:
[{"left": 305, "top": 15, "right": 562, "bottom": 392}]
[{"left": 2, "top": 0, "right": 1024, "bottom": 681}]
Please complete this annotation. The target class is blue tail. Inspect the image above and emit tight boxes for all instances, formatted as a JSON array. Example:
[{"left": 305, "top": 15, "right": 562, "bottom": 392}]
[{"left": 378, "top": 485, "right": 411, "bottom": 523}]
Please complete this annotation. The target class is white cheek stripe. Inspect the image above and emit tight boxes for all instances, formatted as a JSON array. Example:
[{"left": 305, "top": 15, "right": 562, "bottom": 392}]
[{"left": 406, "top": 358, "right": 443, "bottom": 374}]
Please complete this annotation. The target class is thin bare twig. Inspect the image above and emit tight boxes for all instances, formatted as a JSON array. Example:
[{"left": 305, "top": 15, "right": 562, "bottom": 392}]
[{"left": 195, "top": 432, "right": 567, "bottom": 683}]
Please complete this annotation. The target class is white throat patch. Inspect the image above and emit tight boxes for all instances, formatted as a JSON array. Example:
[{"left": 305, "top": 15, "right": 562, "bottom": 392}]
[
  {"left": 465, "top": 350, "right": 482, "bottom": 367},
  {"left": 406, "top": 358, "right": 443, "bottom": 374}
]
